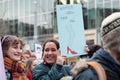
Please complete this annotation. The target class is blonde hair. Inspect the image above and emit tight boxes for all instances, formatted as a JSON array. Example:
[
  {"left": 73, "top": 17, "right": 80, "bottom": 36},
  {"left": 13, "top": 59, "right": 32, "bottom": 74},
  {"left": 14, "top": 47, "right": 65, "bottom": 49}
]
[{"left": 25, "top": 58, "right": 36, "bottom": 76}]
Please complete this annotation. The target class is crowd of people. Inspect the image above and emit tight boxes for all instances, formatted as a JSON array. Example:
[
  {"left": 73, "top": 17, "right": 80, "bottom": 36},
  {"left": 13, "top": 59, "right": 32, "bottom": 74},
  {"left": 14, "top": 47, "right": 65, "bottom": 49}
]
[{"left": 1, "top": 12, "right": 120, "bottom": 80}]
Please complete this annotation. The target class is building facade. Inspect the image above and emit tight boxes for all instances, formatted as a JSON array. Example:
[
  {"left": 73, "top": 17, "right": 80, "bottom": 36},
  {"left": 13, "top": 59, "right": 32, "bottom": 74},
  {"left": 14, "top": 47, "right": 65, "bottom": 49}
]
[
  {"left": 55, "top": 0, "right": 120, "bottom": 45},
  {"left": 0, "top": 0, "right": 55, "bottom": 51},
  {"left": 0, "top": 0, "right": 120, "bottom": 51}
]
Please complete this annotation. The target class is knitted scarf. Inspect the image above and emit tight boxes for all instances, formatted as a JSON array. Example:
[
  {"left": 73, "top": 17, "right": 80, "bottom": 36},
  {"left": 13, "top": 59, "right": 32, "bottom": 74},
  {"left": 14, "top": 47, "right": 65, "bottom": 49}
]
[{"left": 4, "top": 57, "right": 28, "bottom": 80}]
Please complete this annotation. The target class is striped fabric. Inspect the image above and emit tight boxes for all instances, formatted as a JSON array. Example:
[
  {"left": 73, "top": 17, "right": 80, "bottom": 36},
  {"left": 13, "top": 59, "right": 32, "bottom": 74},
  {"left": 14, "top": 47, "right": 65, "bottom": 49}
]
[{"left": 4, "top": 57, "right": 28, "bottom": 80}]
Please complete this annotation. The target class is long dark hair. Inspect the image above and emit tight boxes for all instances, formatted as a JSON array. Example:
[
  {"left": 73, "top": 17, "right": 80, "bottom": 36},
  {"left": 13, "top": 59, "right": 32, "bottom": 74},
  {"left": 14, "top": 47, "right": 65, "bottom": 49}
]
[{"left": 87, "top": 44, "right": 102, "bottom": 57}]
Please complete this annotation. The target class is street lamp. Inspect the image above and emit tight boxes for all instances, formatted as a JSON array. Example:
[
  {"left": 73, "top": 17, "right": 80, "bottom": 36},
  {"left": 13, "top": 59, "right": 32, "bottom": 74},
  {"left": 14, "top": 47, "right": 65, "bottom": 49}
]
[{"left": 33, "top": 0, "right": 38, "bottom": 43}]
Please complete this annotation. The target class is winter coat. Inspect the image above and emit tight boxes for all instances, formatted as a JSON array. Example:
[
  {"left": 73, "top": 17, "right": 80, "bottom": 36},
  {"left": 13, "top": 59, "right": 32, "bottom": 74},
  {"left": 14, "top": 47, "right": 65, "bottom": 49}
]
[
  {"left": 32, "top": 62, "right": 72, "bottom": 80},
  {"left": 74, "top": 48, "right": 120, "bottom": 80}
]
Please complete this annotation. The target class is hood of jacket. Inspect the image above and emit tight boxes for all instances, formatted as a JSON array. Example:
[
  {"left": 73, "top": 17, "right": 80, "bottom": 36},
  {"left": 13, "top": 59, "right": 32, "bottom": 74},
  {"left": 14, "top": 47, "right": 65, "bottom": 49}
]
[{"left": 93, "top": 49, "right": 120, "bottom": 74}]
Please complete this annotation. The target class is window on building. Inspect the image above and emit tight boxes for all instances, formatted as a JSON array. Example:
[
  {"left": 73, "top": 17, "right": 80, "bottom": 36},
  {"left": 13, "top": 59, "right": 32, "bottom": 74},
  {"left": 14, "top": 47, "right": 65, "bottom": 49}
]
[
  {"left": 104, "top": 1, "right": 112, "bottom": 18},
  {"left": 86, "top": 40, "right": 94, "bottom": 45},
  {"left": 112, "top": 0, "right": 120, "bottom": 12}
]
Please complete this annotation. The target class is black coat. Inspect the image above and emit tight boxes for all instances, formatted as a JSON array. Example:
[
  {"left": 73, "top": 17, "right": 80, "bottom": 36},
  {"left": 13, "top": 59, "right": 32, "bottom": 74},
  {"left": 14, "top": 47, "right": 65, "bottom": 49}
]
[{"left": 75, "top": 49, "right": 120, "bottom": 80}]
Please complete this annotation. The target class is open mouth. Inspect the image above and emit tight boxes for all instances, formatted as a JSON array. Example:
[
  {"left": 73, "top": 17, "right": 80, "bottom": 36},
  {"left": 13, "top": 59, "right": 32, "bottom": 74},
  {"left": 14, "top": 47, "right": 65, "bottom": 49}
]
[
  {"left": 14, "top": 53, "right": 21, "bottom": 57},
  {"left": 46, "top": 54, "right": 56, "bottom": 59}
]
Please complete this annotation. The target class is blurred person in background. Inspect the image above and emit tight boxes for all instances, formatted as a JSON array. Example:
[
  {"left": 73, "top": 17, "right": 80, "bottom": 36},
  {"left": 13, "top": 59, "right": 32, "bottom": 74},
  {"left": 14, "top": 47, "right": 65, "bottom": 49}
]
[
  {"left": 22, "top": 53, "right": 30, "bottom": 63},
  {"left": 25, "top": 58, "right": 39, "bottom": 80},
  {"left": 85, "top": 44, "right": 102, "bottom": 58}
]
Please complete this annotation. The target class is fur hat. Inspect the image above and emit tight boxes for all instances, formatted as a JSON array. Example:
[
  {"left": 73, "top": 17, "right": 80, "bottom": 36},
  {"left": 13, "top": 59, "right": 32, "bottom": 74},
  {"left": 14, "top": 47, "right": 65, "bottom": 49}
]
[
  {"left": 101, "top": 12, "right": 120, "bottom": 50},
  {"left": 101, "top": 12, "right": 120, "bottom": 37}
]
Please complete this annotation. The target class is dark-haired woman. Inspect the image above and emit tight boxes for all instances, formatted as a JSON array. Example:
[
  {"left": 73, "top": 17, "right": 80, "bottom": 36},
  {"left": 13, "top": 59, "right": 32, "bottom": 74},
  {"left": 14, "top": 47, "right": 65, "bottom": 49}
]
[{"left": 32, "top": 39, "right": 72, "bottom": 80}]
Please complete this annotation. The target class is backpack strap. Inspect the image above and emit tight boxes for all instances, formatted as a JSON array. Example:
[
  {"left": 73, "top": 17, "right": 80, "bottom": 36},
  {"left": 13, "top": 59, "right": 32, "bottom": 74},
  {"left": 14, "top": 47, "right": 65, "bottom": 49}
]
[{"left": 86, "top": 61, "right": 107, "bottom": 80}]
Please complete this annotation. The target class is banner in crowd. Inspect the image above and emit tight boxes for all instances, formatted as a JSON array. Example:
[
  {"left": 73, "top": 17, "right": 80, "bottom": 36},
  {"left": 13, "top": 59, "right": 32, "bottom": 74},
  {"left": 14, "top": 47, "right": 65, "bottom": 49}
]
[
  {"left": 35, "top": 44, "right": 42, "bottom": 60},
  {"left": 0, "top": 41, "right": 6, "bottom": 80},
  {"left": 56, "top": 4, "right": 86, "bottom": 57}
]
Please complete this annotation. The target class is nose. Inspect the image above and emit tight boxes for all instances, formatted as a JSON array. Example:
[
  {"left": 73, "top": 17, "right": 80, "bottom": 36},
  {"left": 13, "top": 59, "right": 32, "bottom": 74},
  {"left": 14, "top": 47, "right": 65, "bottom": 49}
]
[
  {"left": 17, "top": 48, "right": 22, "bottom": 54},
  {"left": 48, "top": 50, "right": 52, "bottom": 54}
]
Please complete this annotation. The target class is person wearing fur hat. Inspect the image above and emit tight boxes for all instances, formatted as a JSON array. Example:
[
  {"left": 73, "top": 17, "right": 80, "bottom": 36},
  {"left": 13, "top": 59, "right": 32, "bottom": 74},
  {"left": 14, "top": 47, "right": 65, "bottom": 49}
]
[{"left": 71, "top": 12, "right": 120, "bottom": 80}]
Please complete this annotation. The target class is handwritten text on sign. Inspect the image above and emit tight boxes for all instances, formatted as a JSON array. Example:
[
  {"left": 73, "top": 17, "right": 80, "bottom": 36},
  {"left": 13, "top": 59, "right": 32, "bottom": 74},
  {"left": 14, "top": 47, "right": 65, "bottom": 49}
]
[{"left": 56, "top": 4, "right": 86, "bottom": 57}]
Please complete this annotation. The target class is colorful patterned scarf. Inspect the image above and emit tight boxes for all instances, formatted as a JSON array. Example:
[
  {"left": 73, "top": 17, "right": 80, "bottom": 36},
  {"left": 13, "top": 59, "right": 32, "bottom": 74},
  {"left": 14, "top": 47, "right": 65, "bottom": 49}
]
[{"left": 4, "top": 57, "right": 28, "bottom": 80}]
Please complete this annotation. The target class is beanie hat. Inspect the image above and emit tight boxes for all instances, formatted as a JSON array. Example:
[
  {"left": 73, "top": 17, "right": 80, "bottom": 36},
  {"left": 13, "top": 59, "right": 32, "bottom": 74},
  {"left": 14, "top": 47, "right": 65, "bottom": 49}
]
[
  {"left": 101, "top": 12, "right": 120, "bottom": 51},
  {"left": 101, "top": 12, "right": 120, "bottom": 37}
]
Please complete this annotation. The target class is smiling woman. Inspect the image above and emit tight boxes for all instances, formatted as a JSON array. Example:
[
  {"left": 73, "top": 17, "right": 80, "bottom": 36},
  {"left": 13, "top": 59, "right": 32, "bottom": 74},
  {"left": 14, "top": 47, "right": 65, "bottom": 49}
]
[
  {"left": 1, "top": 35, "right": 28, "bottom": 80},
  {"left": 32, "top": 39, "right": 72, "bottom": 80}
]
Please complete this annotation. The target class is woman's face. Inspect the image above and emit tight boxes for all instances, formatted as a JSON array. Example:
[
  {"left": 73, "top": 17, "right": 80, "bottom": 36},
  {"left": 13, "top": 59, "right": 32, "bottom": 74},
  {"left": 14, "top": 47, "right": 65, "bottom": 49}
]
[
  {"left": 7, "top": 43, "right": 23, "bottom": 61},
  {"left": 43, "top": 42, "right": 60, "bottom": 64},
  {"left": 31, "top": 60, "right": 39, "bottom": 71}
]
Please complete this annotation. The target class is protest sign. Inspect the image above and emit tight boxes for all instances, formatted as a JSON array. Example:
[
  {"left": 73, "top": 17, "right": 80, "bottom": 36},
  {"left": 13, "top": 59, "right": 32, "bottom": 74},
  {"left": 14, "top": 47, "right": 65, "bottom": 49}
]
[{"left": 56, "top": 4, "right": 86, "bottom": 57}]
